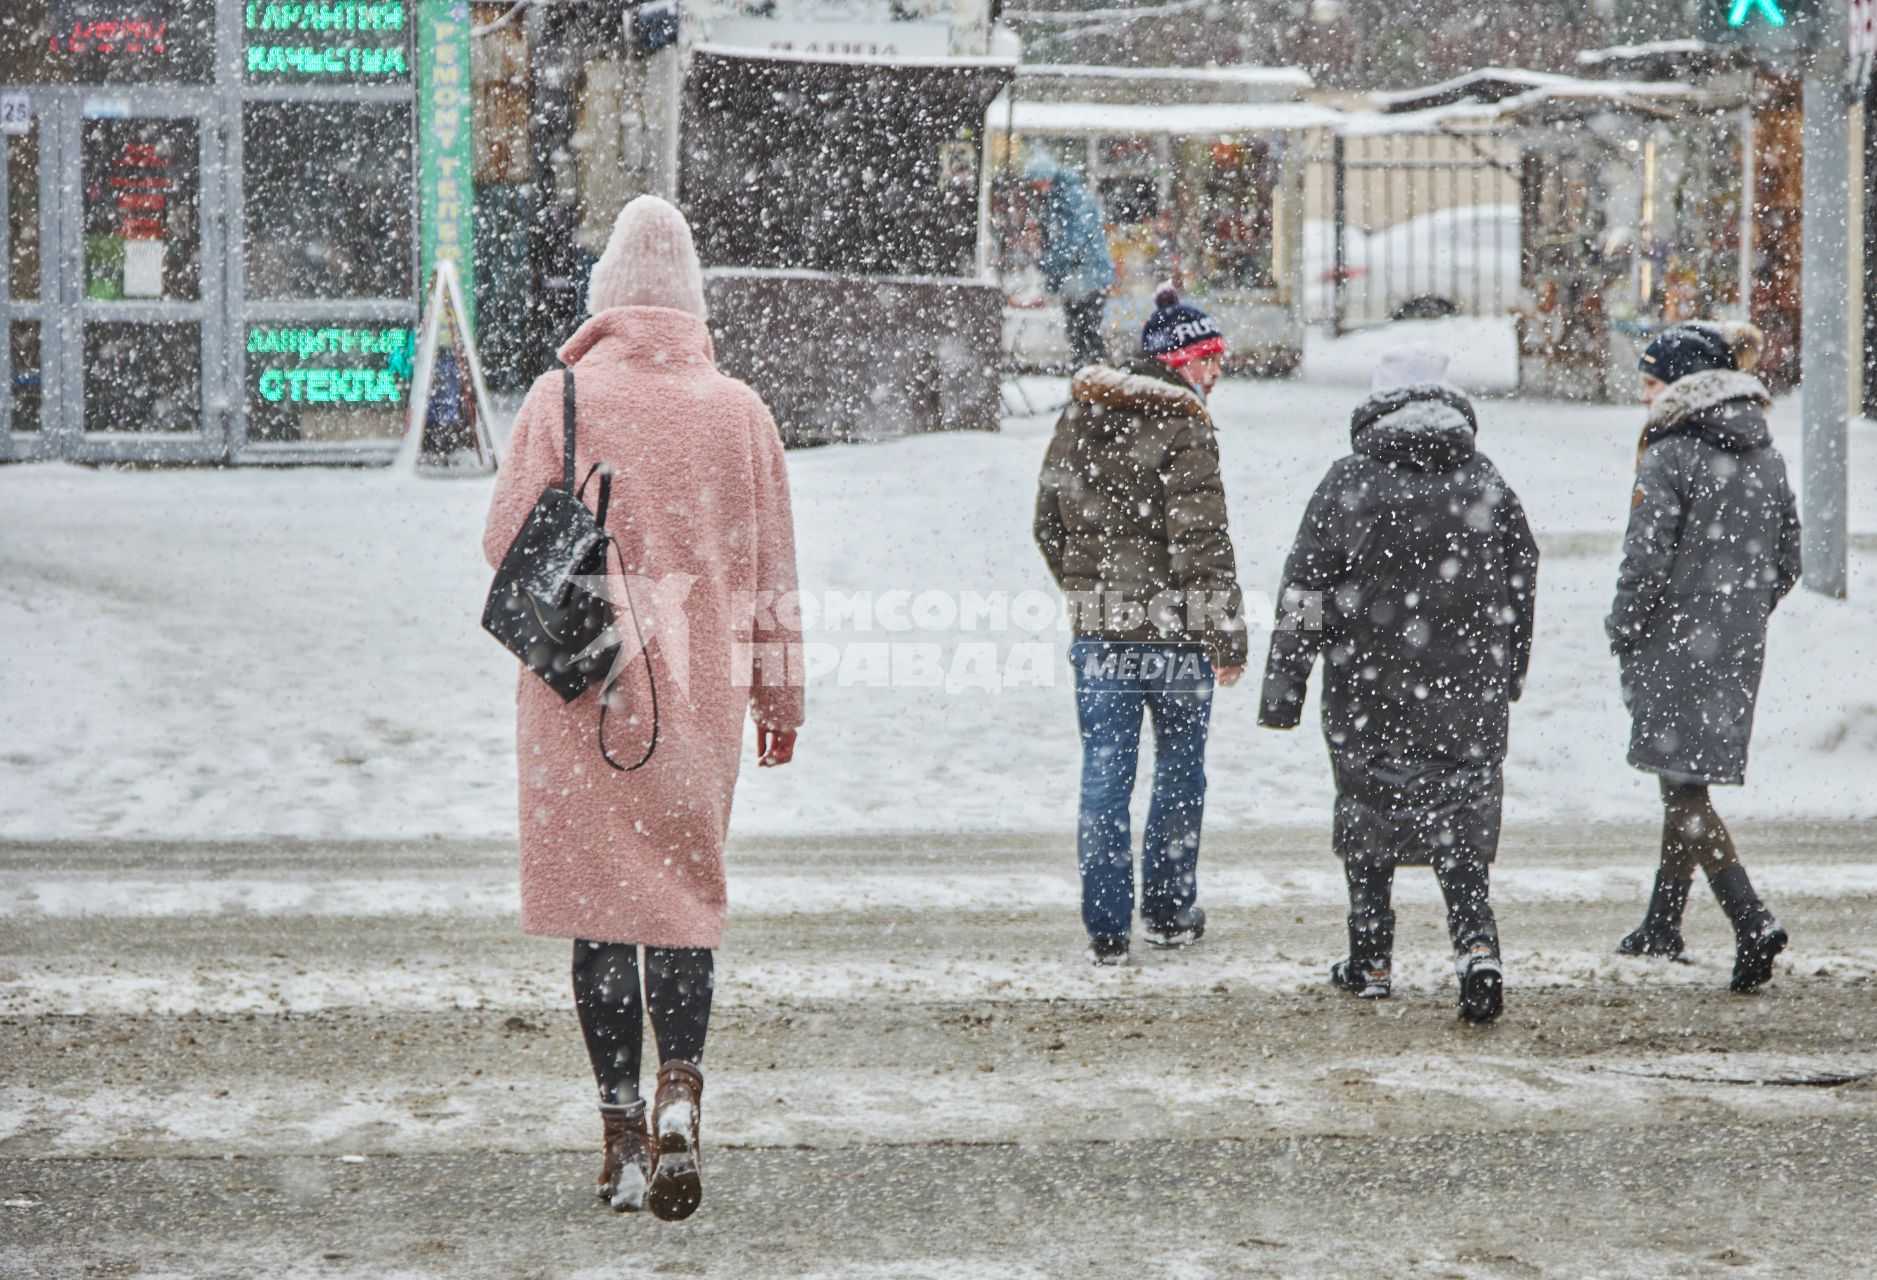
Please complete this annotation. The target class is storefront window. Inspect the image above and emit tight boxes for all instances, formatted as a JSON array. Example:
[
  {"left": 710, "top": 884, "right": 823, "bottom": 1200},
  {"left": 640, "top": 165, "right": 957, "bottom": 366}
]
[
  {"left": 243, "top": 323, "right": 413, "bottom": 443},
  {"left": 81, "top": 115, "right": 200, "bottom": 302},
  {"left": 1188, "top": 140, "right": 1278, "bottom": 292},
  {"left": 0, "top": 0, "right": 216, "bottom": 85},
  {"left": 9, "top": 323, "right": 42, "bottom": 433},
  {"left": 6, "top": 125, "right": 40, "bottom": 302},
  {"left": 241, "top": 1, "right": 413, "bottom": 85},
  {"left": 83, "top": 320, "right": 199, "bottom": 432},
  {"left": 243, "top": 101, "right": 414, "bottom": 300}
]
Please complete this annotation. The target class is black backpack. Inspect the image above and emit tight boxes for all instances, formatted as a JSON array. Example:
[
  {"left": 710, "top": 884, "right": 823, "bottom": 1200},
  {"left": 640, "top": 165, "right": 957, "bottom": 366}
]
[{"left": 481, "top": 368, "right": 658, "bottom": 770}]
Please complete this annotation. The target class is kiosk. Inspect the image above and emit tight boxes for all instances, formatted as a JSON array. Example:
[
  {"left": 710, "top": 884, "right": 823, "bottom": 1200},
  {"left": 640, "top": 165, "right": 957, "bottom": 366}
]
[
  {"left": 681, "top": 40, "right": 1015, "bottom": 444},
  {"left": 991, "top": 65, "right": 1334, "bottom": 375}
]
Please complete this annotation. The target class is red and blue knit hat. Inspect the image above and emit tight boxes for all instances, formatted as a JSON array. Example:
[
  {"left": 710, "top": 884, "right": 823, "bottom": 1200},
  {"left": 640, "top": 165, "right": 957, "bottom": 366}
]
[{"left": 1141, "top": 285, "right": 1225, "bottom": 367}]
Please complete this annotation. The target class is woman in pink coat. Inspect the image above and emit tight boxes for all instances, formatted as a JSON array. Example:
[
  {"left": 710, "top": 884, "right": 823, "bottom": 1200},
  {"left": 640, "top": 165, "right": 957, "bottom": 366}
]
[{"left": 481, "top": 195, "right": 804, "bottom": 1221}]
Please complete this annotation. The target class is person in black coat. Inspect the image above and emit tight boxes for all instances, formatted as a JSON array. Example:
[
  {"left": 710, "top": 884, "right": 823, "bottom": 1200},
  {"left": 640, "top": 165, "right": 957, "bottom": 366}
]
[
  {"left": 1259, "top": 347, "right": 1538, "bottom": 1023},
  {"left": 1610, "top": 321, "right": 1799, "bottom": 992}
]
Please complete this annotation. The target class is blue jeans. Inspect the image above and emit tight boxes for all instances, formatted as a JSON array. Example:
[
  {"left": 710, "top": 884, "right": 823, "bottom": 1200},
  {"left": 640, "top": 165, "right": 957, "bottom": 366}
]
[{"left": 1070, "top": 640, "right": 1215, "bottom": 940}]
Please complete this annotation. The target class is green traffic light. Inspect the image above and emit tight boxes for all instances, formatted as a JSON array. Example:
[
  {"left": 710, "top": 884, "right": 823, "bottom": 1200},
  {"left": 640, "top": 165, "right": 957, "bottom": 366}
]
[{"left": 1727, "top": 0, "right": 1788, "bottom": 25}]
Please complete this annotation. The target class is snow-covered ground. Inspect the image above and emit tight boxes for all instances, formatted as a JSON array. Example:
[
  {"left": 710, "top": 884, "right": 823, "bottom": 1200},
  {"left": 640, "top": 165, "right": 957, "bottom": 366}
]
[
  {"left": 3, "top": 320, "right": 1874, "bottom": 842},
  {"left": 6, "top": 828, "right": 1876, "bottom": 1275}
]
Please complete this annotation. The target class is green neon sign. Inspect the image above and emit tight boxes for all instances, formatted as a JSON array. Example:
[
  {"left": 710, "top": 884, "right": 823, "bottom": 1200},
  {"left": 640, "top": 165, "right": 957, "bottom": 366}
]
[
  {"left": 1728, "top": 0, "right": 1787, "bottom": 25},
  {"left": 244, "top": 3, "right": 407, "bottom": 31},
  {"left": 248, "top": 326, "right": 412, "bottom": 406},
  {"left": 418, "top": 0, "right": 475, "bottom": 330},
  {"left": 246, "top": 44, "right": 409, "bottom": 74},
  {"left": 244, "top": 2, "right": 411, "bottom": 81}
]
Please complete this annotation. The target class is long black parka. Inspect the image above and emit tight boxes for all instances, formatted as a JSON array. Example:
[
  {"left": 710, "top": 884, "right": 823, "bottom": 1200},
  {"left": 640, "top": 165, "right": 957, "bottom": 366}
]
[
  {"left": 1606, "top": 368, "right": 1801, "bottom": 785},
  {"left": 1259, "top": 383, "right": 1539, "bottom": 863}
]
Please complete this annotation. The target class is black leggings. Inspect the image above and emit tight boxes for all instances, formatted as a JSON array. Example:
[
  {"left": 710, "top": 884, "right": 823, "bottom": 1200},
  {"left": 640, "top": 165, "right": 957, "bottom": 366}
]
[
  {"left": 571, "top": 941, "right": 714, "bottom": 1107},
  {"left": 1659, "top": 780, "right": 1742, "bottom": 881}
]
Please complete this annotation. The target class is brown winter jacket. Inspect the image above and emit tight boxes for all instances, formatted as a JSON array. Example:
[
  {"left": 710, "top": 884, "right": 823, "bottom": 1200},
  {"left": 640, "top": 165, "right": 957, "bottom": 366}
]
[{"left": 1034, "top": 359, "right": 1248, "bottom": 667}]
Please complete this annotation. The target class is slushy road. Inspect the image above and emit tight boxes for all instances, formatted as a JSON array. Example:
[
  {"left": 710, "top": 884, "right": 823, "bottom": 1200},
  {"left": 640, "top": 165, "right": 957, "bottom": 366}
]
[{"left": 4, "top": 826, "right": 1875, "bottom": 1277}]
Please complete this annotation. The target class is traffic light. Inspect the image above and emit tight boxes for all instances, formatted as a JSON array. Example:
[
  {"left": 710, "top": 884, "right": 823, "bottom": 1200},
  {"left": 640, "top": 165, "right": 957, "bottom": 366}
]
[{"left": 1699, "top": 0, "right": 1826, "bottom": 54}]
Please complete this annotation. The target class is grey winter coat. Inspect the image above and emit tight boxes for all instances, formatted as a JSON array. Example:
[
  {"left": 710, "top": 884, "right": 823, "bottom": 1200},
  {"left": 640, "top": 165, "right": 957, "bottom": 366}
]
[
  {"left": 1035, "top": 359, "right": 1248, "bottom": 667},
  {"left": 1606, "top": 369, "right": 1801, "bottom": 785},
  {"left": 1259, "top": 383, "right": 1539, "bottom": 769}
]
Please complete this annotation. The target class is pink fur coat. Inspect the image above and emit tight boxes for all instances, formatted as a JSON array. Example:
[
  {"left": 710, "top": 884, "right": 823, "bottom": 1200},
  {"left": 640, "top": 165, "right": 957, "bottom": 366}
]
[{"left": 482, "top": 305, "right": 804, "bottom": 947}]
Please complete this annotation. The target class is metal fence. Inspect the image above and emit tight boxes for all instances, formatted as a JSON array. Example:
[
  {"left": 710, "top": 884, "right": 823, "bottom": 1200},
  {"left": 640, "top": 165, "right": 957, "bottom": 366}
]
[{"left": 1306, "top": 132, "right": 1524, "bottom": 334}]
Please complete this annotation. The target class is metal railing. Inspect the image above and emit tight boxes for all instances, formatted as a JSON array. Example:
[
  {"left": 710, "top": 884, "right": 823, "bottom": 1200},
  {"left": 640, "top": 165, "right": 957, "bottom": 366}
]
[{"left": 1307, "top": 132, "right": 1524, "bottom": 334}]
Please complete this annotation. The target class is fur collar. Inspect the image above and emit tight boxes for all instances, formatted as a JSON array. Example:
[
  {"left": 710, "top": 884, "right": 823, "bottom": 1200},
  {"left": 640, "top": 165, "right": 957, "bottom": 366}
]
[
  {"left": 1070, "top": 363, "right": 1206, "bottom": 419},
  {"left": 1645, "top": 368, "right": 1770, "bottom": 433}
]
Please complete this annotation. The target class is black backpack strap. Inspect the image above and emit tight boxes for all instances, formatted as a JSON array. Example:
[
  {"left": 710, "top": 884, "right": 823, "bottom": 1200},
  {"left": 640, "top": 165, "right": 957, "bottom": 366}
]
[
  {"left": 561, "top": 366, "right": 577, "bottom": 493},
  {"left": 564, "top": 366, "right": 613, "bottom": 527},
  {"left": 565, "top": 364, "right": 647, "bottom": 770}
]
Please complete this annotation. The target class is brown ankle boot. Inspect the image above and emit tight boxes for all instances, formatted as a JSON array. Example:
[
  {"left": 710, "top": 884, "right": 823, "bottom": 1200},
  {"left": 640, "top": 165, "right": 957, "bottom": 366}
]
[
  {"left": 598, "top": 1100, "right": 653, "bottom": 1212},
  {"left": 647, "top": 1061, "right": 704, "bottom": 1221}
]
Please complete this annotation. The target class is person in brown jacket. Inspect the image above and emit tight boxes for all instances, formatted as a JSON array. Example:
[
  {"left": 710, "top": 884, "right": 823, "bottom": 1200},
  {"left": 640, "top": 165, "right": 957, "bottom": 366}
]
[{"left": 1034, "top": 286, "right": 1247, "bottom": 965}]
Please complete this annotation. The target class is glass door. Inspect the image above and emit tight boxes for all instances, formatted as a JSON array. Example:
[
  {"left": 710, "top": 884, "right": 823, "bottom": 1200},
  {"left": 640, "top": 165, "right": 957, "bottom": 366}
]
[
  {"left": 1, "top": 94, "right": 53, "bottom": 460},
  {"left": 56, "top": 94, "right": 225, "bottom": 461}
]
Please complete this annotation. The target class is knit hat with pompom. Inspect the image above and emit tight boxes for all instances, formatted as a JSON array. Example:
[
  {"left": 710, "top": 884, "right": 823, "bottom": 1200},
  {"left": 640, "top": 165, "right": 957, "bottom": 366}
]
[
  {"left": 586, "top": 194, "right": 707, "bottom": 318},
  {"left": 1140, "top": 284, "right": 1225, "bottom": 366}
]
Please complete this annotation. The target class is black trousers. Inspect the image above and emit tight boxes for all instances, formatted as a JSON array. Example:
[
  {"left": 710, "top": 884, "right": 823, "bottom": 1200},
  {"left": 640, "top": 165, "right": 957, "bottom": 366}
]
[
  {"left": 1333, "top": 757, "right": 1502, "bottom": 958},
  {"left": 571, "top": 941, "right": 713, "bottom": 1106},
  {"left": 1344, "top": 850, "right": 1498, "bottom": 959},
  {"left": 1062, "top": 293, "right": 1108, "bottom": 370}
]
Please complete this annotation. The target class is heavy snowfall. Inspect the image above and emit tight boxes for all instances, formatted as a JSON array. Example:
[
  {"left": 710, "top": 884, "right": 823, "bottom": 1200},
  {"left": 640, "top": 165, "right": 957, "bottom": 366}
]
[
  {"left": 6, "top": 0, "right": 1877, "bottom": 1273},
  {"left": 5, "top": 321, "right": 1877, "bottom": 1276}
]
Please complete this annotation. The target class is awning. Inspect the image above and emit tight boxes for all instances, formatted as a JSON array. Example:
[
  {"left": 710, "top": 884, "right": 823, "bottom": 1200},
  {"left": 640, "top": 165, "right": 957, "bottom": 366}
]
[{"left": 995, "top": 98, "right": 1341, "bottom": 138}]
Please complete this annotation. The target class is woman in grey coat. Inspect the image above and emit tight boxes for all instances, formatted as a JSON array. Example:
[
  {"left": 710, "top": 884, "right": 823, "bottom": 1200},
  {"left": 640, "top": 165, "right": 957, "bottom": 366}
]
[
  {"left": 1609, "top": 322, "right": 1801, "bottom": 992},
  {"left": 1260, "top": 347, "right": 1538, "bottom": 1022}
]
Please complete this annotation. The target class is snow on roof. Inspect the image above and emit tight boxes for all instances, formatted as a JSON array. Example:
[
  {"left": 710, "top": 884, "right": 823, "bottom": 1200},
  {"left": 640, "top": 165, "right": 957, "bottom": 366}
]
[
  {"left": 998, "top": 97, "right": 1340, "bottom": 136},
  {"left": 690, "top": 41, "right": 1016, "bottom": 71},
  {"left": 1017, "top": 63, "right": 1314, "bottom": 89},
  {"left": 705, "top": 265, "right": 999, "bottom": 289},
  {"left": 1373, "top": 67, "right": 1582, "bottom": 112},
  {"left": 1351, "top": 71, "right": 1703, "bottom": 135},
  {"left": 1576, "top": 38, "right": 1712, "bottom": 67}
]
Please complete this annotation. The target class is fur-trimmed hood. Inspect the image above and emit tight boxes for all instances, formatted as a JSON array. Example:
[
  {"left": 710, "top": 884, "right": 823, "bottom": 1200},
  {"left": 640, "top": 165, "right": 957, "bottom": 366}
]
[
  {"left": 1643, "top": 368, "right": 1773, "bottom": 452},
  {"left": 1069, "top": 360, "right": 1207, "bottom": 424},
  {"left": 1350, "top": 382, "right": 1478, "bottom": 472}
]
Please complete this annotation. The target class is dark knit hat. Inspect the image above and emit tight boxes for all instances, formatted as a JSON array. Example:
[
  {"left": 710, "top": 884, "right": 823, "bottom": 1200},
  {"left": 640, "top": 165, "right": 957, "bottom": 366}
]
[
  {"left": 1141, "top": 285, "right": 1225, "bottom": 366},
  {"left": 1639, "top": 323, "right": 1742, "bottom": 384}
]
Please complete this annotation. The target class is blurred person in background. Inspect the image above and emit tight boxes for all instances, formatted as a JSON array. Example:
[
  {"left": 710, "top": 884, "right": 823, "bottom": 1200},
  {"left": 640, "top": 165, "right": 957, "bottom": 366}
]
[{"left": 1026, "top": 150, "right": 1117, "bottom": 372}]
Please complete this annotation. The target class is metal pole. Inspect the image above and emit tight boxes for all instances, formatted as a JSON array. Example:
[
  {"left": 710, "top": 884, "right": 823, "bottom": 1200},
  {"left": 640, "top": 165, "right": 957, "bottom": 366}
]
[
  {"left": 1331, "top": 132, "right": 1345, "bottom": 336},
  {"left": 1801, "top": 0, "right": 1853, "bottom": 598},
  {"left": 1863, "top": 74, "right": 1877, "bottom": 419}
]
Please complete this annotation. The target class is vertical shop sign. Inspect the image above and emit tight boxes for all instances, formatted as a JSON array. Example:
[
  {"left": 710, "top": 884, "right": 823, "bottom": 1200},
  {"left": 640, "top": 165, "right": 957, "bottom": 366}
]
[{"left": 419, "top": 0, "right": 474, "bottom": 329}]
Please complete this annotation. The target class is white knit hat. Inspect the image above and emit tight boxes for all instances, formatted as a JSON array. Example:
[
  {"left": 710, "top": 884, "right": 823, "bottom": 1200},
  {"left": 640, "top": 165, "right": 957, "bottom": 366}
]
[
  {"left": 586, "top": 194, "right": 707, "bottom": 318},
  {"left": 1370, "top": 343, "right": 1452, "bottom": 393}
]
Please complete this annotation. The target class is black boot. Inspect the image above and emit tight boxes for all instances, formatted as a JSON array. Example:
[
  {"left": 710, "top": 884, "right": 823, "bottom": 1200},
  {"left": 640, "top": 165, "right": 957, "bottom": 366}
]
[
  {"left": 1710, "top": 866, "right": 1787, "bottom": 993},
  {"left": 1618, "top": 871, "right": 1691, "bottom": 960},
  {"left": 1456, "top": 943, "right": 1504, "bottom": 1023},
  {"left": 1331, "top": 910, "right": 1394, "bottom": 999}
]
